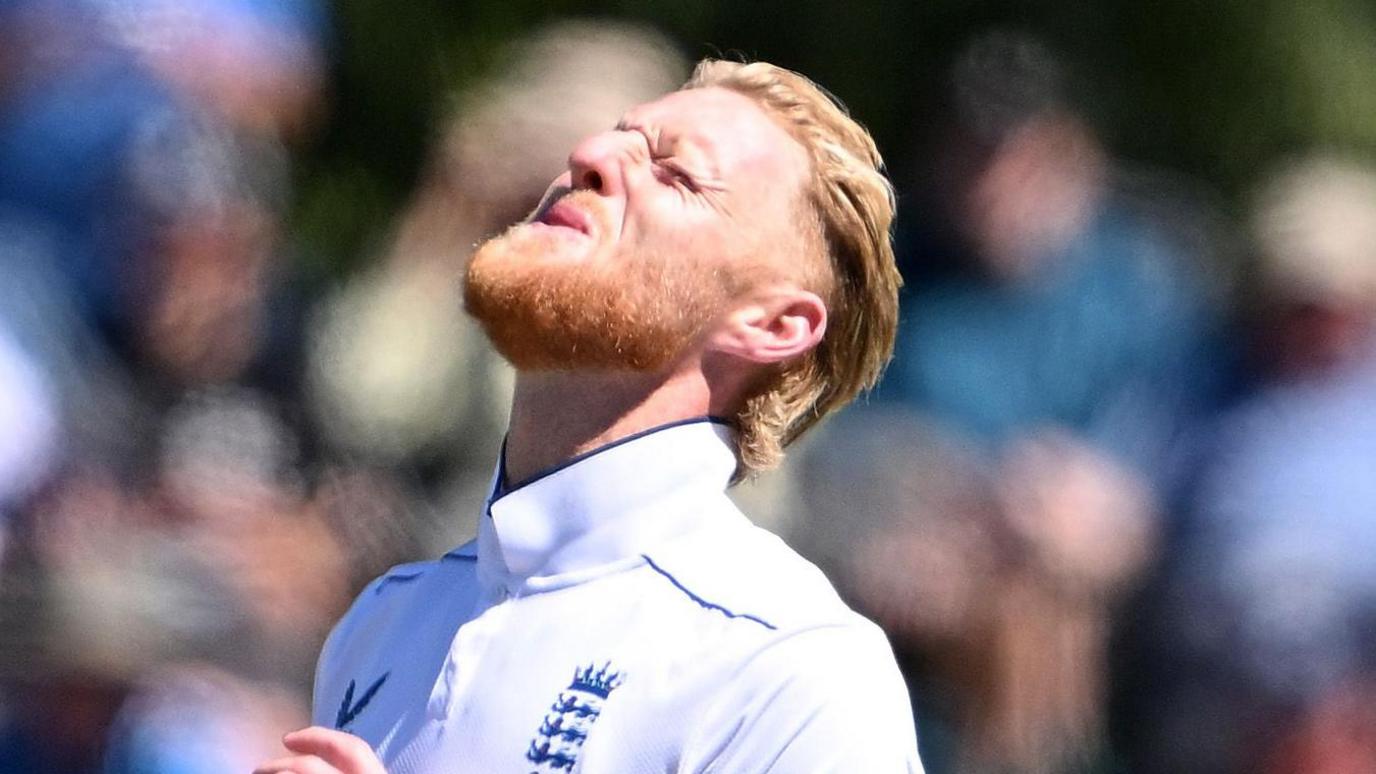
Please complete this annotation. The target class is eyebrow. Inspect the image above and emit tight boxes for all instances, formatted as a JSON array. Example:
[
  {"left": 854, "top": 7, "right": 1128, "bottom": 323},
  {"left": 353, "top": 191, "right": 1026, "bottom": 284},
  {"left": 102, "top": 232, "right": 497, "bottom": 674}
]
[
  {"left": 615, "top": 119, "right": 655, "bottom": 144},
  {"left": 615, "top": 118, "right": 724, "bottom": 186}
]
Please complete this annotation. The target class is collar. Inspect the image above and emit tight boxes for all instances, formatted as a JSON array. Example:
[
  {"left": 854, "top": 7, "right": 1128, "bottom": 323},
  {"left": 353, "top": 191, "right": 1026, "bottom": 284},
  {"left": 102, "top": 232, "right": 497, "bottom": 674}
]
[{"left": 475, "top": 418, "right": 738, "bottom": 588}]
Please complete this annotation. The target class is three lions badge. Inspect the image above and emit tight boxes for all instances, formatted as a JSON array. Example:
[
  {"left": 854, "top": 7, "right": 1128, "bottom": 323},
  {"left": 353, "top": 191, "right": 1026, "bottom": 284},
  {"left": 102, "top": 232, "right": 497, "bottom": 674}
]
[{"left": 526, "top": 662, "right": 625, "bottom": 772}]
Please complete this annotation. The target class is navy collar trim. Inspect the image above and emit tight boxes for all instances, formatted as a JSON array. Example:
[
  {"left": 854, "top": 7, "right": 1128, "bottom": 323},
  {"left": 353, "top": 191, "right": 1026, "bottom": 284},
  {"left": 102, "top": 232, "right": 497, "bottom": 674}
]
[{"left": 490, "top": 416, "right": 734, "bottom": 508}]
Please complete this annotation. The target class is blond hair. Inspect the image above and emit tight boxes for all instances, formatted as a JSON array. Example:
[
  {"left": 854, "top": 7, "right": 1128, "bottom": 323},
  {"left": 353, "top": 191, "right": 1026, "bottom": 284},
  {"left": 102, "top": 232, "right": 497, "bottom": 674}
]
[{"left": 683, "top": 59, "right": 902, "bottom": 475}]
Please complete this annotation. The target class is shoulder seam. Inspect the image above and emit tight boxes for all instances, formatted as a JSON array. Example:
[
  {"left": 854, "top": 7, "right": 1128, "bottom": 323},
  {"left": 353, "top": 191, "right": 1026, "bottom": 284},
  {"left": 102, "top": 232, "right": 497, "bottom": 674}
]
[
  {"left": 640, "top": 553, "right": 778, "bottom": 631},
  {"left": 373, "top": 559, "right": 444, "bottom": 593},
  {"left": 442, "top": 538, "right": 479, "bottom": 562}
]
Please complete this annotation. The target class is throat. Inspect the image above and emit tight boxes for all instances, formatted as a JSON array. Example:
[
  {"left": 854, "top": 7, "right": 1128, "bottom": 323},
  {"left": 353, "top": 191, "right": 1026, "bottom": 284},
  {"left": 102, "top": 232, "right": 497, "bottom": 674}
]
[{"left": 502, "top": 369, "right": 713, "bottom": 486}]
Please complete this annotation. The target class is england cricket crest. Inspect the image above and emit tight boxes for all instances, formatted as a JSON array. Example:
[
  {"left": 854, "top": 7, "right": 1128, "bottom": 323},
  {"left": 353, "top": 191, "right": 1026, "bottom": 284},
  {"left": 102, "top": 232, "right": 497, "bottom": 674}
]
[{"left": 525, "top": 662, "right": 624, "bottom": 773}]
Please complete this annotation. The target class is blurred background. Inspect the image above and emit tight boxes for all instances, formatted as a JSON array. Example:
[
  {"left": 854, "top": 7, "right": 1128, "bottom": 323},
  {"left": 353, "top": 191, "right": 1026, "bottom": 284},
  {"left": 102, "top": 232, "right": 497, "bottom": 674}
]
[{"left": 2, "top": 1, "right": 1375, "bottom": 772}]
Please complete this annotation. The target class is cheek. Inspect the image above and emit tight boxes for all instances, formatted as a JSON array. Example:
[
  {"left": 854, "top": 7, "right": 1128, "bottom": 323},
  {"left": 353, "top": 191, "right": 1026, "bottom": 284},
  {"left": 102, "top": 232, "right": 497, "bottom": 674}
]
[
  {"left": 622, "top": 182, "right": 791, "bottom": 294},
  {"left": 635, "top": 227, "right": 735, "bottom": 304},
  {"left": 633, "top": 196, "right": 736, "bottom": 263}
]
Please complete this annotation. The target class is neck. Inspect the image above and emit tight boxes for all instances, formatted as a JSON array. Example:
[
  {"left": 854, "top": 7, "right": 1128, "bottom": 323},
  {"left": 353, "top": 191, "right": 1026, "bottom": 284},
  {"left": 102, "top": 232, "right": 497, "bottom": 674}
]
[{"left": 503, "top": 364, "right": 724, "bottom": 486}]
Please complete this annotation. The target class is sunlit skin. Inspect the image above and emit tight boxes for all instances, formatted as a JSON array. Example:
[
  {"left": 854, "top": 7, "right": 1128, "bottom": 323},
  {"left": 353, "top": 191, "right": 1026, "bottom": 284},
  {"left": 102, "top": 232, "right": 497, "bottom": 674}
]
[
  {"left": 257, "top": 86, "right": 829, "bottom": 773},
  {"left": 492, "top": 86, "right": 808, "bottom": 278},
  {"left": 469, "top": 85, "right": 827, "bottom": 483}
]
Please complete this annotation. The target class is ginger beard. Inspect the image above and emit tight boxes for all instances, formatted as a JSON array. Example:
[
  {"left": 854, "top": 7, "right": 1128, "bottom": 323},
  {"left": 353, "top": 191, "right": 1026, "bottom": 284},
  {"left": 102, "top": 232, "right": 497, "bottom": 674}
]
[{"left": 464, "top": 193, "right": 734, "bottom": 373}]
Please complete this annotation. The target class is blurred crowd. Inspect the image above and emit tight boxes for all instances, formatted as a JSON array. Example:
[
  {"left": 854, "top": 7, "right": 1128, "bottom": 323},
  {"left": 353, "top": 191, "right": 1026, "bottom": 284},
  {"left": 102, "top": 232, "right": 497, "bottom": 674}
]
[
  {"left": 789, "top": 32, "right": 1376, "bottom": 774},
  {"left": 0, "top": 5, "right": 1373, "bottom": 773}
]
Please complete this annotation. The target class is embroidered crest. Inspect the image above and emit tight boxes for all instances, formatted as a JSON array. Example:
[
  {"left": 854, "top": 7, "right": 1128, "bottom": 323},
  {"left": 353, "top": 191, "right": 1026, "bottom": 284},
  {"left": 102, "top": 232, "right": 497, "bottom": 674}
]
[
  {"left": 335, "top": 672, "right": 389, "bottom": 730},
  {"left": 526, "top": 662, "right": 624, "bottom": 772}
]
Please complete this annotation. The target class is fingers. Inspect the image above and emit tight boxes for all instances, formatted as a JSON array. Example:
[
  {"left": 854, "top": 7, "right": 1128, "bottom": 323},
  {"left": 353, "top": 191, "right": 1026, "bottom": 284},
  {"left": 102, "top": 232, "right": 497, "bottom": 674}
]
[
  {"left": 253, "top": 754, "right": 341, "bottom": 774},
  {"left": 281, "top": 726, "right": 386, "bottom": 774}
]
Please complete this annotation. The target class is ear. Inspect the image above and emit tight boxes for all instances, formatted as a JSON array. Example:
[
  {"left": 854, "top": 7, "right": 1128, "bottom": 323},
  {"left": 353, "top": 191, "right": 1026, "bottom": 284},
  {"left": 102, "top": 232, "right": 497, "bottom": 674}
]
[{"left": 707, "top": 286, "right": 828, "bottom": 364}]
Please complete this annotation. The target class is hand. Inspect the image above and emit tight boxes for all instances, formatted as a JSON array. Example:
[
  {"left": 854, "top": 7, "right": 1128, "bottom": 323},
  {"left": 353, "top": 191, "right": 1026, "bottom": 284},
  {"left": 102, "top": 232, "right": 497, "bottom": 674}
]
[
  {"left": 996, "top": 429, "right": 1157, "bottom": 596},
  {"left": 253, "top": 727, "right": 386, "bottom": 774}
]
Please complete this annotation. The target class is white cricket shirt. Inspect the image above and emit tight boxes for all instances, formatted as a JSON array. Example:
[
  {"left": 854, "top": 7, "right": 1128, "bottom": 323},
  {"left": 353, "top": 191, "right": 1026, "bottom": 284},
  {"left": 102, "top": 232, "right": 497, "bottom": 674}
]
[{"left": 312, "top": 418, "right": 924, "bottom": 773}]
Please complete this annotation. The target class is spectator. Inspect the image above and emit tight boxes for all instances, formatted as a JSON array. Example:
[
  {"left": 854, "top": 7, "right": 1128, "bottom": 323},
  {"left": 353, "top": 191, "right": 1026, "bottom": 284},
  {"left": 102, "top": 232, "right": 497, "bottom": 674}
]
[
  {"left": 885, "top": 30, "right": 1222, "bottom": 481},
  {"left": 848, "top": 30, "right": 1229, "bottom": 772},
  {"left": 790, "top": 406, "right": 1152, "bottom": 773},
  {"left": 1121, "top": 155, "right": 1376, "bottom": 774}
]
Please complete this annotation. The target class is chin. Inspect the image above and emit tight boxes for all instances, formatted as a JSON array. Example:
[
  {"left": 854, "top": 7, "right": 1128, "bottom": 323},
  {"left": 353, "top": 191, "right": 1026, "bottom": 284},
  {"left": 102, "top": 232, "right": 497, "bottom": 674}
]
[{"left": 467, "top": 247, "right": 701, "bottom": 375}]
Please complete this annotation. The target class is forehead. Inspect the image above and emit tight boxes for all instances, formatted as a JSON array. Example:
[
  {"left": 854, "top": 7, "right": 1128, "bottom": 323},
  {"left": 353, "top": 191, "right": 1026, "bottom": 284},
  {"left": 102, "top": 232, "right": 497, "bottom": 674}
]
[{"left": 623, "top": 87, "right": 810, "bottom": 185}]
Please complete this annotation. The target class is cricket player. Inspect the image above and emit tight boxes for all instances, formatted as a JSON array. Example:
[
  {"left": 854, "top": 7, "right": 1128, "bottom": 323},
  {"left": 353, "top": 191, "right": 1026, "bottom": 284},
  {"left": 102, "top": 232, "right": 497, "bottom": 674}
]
[{"left": 255, "top": 58, "right": 922, "bottom": 773}]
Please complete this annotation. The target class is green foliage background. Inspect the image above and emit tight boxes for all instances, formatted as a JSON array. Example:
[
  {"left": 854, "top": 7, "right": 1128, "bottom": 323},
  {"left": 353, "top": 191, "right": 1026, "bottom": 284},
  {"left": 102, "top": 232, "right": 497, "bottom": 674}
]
[{"left": 291, "top": 0, "right": 1376, "bottom": 276}]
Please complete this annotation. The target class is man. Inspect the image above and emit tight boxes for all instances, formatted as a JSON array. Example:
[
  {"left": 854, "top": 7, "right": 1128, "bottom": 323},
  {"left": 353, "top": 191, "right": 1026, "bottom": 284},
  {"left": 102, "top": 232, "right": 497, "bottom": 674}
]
[
  {"left": 256, "top": 58, "right": 921, "bottom": 773},
  {"left": 1119, "top": 155, "right": 1376, "bottom": 774}
]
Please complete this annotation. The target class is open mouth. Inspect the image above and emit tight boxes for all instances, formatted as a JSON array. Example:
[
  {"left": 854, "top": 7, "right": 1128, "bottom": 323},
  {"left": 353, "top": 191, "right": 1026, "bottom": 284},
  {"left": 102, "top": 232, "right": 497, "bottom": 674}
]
[{"left": 533, "top": 197, "right": 593, "bottom": 236}]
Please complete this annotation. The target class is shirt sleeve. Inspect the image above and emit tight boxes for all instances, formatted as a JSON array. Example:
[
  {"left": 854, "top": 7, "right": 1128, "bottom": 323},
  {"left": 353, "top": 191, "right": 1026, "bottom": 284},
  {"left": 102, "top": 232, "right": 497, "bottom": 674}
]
[
  {"left": 310, "top": 575, "right": 385, "bottom": 727},
  {"left": 683, "top": 621, "right": 924, "bottom": 774}
]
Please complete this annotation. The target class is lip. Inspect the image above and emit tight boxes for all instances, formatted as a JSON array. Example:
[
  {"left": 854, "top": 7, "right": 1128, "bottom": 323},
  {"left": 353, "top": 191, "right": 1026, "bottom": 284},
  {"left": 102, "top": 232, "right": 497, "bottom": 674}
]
[{"left": 534, "top": 198, "right": 593, "bottom": 236}]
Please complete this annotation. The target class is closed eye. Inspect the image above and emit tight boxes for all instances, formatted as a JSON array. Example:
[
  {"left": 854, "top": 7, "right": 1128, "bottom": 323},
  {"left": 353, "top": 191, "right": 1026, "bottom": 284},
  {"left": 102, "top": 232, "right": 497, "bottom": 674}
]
[
  {"left": 617, "top": 122, "right": 710, "bottom": 194},
  {"left": 654, "top": 159, "right": 699, "bottom": 191}
]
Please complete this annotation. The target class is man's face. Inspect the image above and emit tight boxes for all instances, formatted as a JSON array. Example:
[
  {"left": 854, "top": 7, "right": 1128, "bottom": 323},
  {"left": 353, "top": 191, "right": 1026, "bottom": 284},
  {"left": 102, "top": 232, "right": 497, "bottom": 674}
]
[{"left": 465, "top": 86, "right": 811, "bottom": 372}]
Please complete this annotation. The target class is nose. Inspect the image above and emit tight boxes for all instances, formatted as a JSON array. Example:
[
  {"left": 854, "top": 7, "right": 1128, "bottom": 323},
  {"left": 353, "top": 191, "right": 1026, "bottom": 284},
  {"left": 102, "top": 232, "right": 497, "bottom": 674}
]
[{"left": 567, "top": 130, "right": 638, "bottom": 196}]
